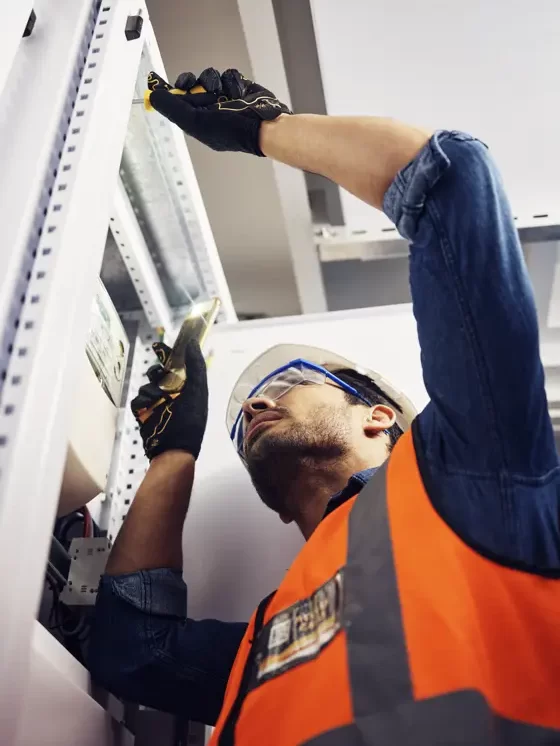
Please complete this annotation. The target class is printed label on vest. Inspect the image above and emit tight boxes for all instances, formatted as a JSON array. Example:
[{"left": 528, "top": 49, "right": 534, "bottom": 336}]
[{"left": 248, "top": 570, "right": 344, "bottom": 691}]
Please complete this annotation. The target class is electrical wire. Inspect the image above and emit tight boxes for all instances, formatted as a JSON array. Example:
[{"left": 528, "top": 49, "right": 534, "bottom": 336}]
[
  {"left": 82, "top": 506, "right": 93, "bottom": 538},
  {"left": 45, "top": 575, "right": 90, "bottom": 641},
  {"left": 55, "top": 506, "right": 100, "bottom": 546},
  {"left": 55, "top": 512, "right": 85, "bottom": 549}
]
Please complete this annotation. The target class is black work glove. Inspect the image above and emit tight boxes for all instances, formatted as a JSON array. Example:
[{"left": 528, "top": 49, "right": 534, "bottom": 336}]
[
  {"left": 147, "top": 68, "right": 291, "bottom": 156},
  {"left": 130, "top": 340, "right": 208, "bottom": 461}
]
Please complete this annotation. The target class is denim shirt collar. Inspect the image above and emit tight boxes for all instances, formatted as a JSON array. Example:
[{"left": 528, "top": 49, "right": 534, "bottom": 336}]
[{"left": 323, "top": 467, "right": 379, "bottom": 519}]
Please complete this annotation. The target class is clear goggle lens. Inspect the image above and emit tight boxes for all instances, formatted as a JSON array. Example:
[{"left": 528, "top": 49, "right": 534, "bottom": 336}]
[{"left": 253, "top": 365, "right": 327, "bottom": 401}]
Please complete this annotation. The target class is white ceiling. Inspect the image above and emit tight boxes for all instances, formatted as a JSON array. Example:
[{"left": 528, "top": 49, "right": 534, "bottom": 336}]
[
  {"left": 147, "top": 0, "right": 560, "bottom": 342},
  {"left": 311, "top": 0, "right": 560, "bottom": 235}
]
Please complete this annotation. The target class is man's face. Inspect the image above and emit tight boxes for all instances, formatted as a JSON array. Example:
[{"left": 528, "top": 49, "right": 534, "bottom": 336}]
[{"left": 242, "top": 381, "right": 357, "bottom": 515}]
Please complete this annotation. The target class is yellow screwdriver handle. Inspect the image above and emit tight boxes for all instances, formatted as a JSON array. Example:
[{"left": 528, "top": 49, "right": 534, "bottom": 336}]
[{"left": 143, "top": 83, "right": 207, "bottom": 112}]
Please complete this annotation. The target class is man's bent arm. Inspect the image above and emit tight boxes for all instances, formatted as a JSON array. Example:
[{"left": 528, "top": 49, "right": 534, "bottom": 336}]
[
  {"left": 106, "top": 451, "right": 194, "bottom": 574},
  {"left": 260, "top": 111, "right": 558, "bottom": 563},
  {"left": 89, "top": 341, "right": 248, "bottom": 722}
]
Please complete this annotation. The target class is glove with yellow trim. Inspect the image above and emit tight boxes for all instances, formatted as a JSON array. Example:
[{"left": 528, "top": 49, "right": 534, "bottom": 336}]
[
  {"left": 131, "top": 339, "right": 208, "bottom": 461},
  {"left": 147, "top": 68, "right": 291, "bottom": 156}
]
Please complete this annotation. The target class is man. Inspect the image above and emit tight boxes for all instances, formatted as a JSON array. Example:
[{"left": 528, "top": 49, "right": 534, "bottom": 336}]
[{"left": 89, "top": 68, "right": 560, "bottom": 743}]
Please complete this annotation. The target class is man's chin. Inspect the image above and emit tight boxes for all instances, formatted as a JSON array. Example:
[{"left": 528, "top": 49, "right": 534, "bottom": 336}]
[{"left": 245, "top": 420, "right": 286, "bottom": 457}]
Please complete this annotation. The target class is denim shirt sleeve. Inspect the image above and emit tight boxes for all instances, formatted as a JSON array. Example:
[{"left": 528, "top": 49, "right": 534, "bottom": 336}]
[
  {"left": 383, "top": 131, "right": 560, "bottom": 566},
  {"left": 88, "top": 569, "right": 247, "bottom": 725}
]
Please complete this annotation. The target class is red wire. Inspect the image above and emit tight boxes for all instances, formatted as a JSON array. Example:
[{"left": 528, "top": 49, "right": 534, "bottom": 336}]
[{"left": 82, "top": 507, "right": 92, "bottom": 538}]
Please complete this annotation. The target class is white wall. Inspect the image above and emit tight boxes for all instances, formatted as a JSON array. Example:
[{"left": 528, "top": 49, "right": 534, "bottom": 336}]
[
  {"left": 184, "top": 304, "right": 427, "bottom": 622},
  {"left": 322, "top": 256, "right": 412, "bottom": 311},
  {"left": 311, "top": 0, "right": 560, "bottom": 236}
]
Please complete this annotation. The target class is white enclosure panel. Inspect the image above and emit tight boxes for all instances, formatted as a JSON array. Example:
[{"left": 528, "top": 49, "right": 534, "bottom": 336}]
[
  {"left": 185, "top": 305, "right": 427, "bottom": 622},
  {"left": 0, "top": 0, "right": 95, "bottom": 366},
  {"left": 0, "top": 2, "right": 33, "bottom": 99},
  {"left": 16, "top": 623, "right": 131, "bottom": 746},
  {"left": 311, "top": 0, "right": 560, "bottom": 235}
]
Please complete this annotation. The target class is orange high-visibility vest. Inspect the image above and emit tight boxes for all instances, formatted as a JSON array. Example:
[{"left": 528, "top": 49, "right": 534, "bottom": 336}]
[{"left": 209, "top": 427, "right": 560, "bottom": 745}]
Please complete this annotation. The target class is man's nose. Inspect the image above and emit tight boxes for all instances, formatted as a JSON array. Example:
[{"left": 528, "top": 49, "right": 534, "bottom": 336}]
[{"left": 242, "top": 396, "right": 277, "bottom": 424}]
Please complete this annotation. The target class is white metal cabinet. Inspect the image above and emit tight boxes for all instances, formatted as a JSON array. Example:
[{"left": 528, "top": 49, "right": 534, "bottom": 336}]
[{"left": 0, "top": 1, "right": 234, "bottom": 741}]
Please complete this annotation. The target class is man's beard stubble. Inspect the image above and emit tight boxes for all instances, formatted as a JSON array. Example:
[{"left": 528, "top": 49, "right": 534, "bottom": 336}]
[{"left": 246, "top": 403, "right": 353, "bottom": 516}]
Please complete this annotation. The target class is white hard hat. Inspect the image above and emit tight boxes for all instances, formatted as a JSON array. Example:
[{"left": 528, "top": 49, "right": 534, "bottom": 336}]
[{"left": 226, "top": 344, "right": 416, "bottom": 456}]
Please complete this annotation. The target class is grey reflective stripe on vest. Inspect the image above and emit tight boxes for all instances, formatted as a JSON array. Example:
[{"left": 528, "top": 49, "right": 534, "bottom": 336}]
[
  {"left": 303, "top": 460, "right": 560, "bottom": 746},
  {"left": 303, "top": 690, "right": 560, "bottom": 745},
  {"left": 343, "top": 460, "right": 412, "bottom": 715}
]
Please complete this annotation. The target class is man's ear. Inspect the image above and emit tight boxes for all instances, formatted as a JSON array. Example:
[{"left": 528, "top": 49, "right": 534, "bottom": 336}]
[
  {"left": 363, "top": 404, "right": 396, "bottom": 437},
  {"left": 279, "top": 513, "right": 294, "bottom": 525}
]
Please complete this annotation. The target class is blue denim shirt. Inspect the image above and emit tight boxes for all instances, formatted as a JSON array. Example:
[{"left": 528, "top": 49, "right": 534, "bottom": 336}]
[{"left": 89, "top": 132, "right": 560, "bottom": 724}]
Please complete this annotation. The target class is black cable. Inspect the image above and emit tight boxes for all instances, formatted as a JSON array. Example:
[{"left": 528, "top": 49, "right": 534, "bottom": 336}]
[
  {"left": 54, "top": 512, "right": 86, "bottom": 549},
  {"left": 45, "top": 574, "right": 91, "bottom": 641}
]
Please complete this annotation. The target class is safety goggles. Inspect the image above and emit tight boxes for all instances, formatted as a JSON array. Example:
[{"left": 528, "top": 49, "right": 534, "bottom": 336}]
[
  {"left": 230, "top": 359, "right": 374, "bottom": 456},
  {"left": 226, "top": 343, "right": 417, "bottom": 465}
]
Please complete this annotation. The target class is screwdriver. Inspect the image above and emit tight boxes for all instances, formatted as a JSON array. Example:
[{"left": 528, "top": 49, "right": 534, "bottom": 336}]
[{"left": 132, "top": 83, "right": 206, "bottom": 110}]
